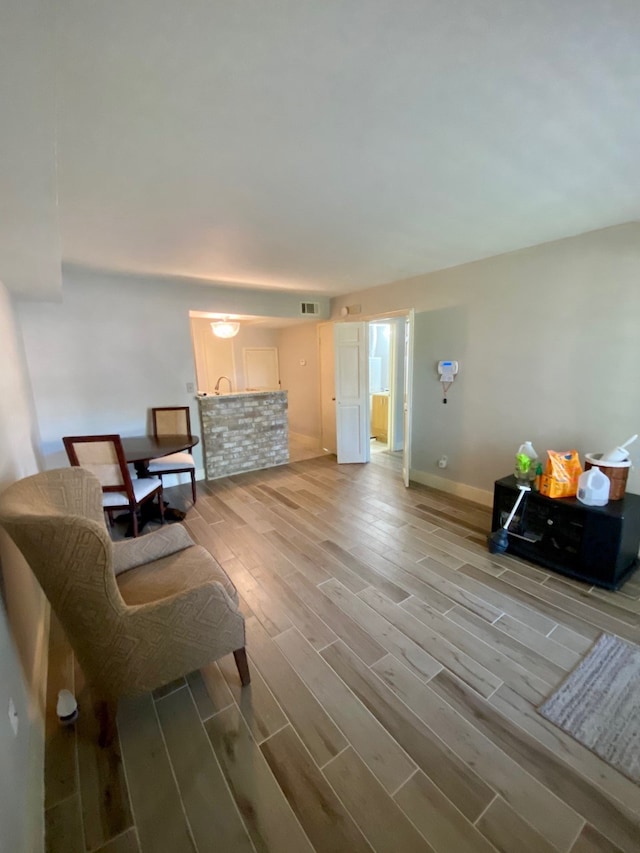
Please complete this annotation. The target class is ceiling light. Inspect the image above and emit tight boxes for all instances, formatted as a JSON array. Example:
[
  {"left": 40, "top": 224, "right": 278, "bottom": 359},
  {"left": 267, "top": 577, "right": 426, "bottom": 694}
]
[{"left": 211, "top": 319, "right": 240, "bottom": 338}]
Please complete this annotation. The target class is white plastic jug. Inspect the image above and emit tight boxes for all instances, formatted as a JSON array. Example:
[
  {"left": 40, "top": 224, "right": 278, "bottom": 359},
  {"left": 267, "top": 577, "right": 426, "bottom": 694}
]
[
  {"left": 577, "top": 467, "right": 610, "bottom": 507},
  {"left": 517, "top": 441, "right": 538, "bottom": 461},
  {"left": 514, "top": 441, "right": 538, "bottom": 483}
]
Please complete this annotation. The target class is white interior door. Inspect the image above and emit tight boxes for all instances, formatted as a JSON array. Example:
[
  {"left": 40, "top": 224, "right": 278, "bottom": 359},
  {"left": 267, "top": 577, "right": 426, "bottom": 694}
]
[
  {"left": 318, "top": 323, "right": 337, "bottom": 453},
  {"left": 335, "top": 322, "right": 369, "bottom": 464},
  {"left": 243, "top": 347, "right": 280, "bottom": 390},
  {"left": 402, "top": 310, "right": 414, "bottom": 487}
]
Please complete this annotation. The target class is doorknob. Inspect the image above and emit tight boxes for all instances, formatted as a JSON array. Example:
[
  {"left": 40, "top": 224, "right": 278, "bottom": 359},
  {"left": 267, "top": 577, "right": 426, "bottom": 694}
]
[{"left": 332, "top": 397, "right": 336, "bottom": 401}]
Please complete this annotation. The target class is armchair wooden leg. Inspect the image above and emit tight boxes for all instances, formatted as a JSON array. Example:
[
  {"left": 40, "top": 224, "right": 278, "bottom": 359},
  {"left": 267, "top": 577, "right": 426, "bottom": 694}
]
[
  {"left": 233, "top": 647, "right": 251, "bottom": 687},
  {"left": 190, "top": 470, "right": 197, "bottom": 504}
]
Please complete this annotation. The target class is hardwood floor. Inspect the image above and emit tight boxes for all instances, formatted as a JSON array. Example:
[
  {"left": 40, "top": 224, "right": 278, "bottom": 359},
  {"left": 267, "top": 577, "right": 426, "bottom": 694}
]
[{"left": 44, "top": 455, "right": 640, "bottom": 853}]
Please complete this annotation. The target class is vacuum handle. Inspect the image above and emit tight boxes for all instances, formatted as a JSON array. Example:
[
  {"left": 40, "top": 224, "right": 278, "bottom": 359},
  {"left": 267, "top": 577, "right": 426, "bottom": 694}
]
[{"left": 503, "top": 486, "right": 529, "bottom": 531}]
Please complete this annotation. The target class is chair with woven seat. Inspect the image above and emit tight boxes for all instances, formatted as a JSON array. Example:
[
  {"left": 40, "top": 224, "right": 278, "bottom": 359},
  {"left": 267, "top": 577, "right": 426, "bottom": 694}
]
[
  {"left": 63, "top": 433, "right": 164, "bottom": 537},
  {"left": 147, "top": 406, "right": 197, "bottom": 504},
  {"left": 0, "top": 467, "right": 249, "bottom": 745}
]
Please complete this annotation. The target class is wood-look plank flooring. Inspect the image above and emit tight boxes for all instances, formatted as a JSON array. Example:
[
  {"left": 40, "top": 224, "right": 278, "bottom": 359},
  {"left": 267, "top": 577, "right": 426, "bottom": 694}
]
[{"left": 44, "top": 454, "right": 640, "bottom": 853}]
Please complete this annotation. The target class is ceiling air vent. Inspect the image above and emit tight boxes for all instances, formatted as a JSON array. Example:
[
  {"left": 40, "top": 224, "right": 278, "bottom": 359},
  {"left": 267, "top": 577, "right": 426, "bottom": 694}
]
[{"left": 300, "top": 301, "right": 320, "bottom": 316}]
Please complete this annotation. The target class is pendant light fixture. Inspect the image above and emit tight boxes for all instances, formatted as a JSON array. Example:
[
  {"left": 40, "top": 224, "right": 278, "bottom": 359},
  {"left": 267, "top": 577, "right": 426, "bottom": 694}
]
[{"left": 211, "top": 318, "right": 240, "bottom": 338}]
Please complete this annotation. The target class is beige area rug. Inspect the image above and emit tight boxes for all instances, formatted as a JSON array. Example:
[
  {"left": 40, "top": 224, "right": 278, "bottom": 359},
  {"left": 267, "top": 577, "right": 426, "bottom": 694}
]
[{"left": 539, "top": 633, "right": 640, "bottom": 783}]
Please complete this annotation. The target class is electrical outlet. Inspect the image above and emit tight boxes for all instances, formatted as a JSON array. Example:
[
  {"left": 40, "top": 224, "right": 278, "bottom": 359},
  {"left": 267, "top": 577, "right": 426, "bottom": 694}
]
[
  {"left": 186, "top": 382, "right": 195, "bottom": 393},
  {"left": 8, "top": 698, "right": 18, "bottom": 737},
  {"left": 438, "top": 456, "right": 448, "bottom": 469}
]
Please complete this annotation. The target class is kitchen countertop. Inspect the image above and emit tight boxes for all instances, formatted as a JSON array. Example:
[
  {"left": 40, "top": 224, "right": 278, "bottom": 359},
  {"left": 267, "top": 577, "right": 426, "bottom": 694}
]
[{"left": 197, "top": 390, "right": 284, "bottom": 399}]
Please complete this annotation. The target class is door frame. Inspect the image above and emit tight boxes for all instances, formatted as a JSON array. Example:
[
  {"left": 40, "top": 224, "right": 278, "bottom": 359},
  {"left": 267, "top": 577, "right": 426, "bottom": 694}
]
[
  {"left": 331, "top": 308, "right": 414, "bottom": 484},
  {"left": 402, "top": 309, "right": 414, "bottom": 488},
  {"left": 387, "top": 321, "right": 398, "bottom": 450}
]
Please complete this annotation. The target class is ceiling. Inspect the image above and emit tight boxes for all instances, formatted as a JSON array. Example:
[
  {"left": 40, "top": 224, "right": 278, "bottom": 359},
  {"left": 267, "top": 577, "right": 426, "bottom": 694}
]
[{"left": 5, "top": 1, "right": 640, "bottom": 298}]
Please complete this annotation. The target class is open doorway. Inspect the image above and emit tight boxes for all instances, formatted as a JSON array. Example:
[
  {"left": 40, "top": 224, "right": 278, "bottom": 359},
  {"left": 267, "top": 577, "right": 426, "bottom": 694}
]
[
  {"left": 325, "top": 309, "right": 414, "bottom": 485},
  {"left": 369, "top": 317, "right": 408, "bottom": 481},
  {"left": 368, "top": 320, "right": 400, "bottom": 451}
]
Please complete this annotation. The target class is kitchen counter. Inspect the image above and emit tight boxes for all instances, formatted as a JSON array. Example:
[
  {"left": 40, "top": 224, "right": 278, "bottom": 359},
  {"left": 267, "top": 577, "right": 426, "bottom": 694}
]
[
  {"left": 197, "top": 391, "right": 289, "bottom": 479},
  {"left": 199, "top": 390, "right": 277, "bottom": 398}
]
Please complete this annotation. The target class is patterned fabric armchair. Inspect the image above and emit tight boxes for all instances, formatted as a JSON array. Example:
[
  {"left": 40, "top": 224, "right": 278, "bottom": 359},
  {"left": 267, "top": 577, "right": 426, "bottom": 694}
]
[{"left": 0, "top": 467, "right": 249, "bottom": 741}]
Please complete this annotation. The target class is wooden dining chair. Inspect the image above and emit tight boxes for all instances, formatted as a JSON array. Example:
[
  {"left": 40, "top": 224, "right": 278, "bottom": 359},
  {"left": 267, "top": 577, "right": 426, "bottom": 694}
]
[
  {"left": 146, "top": 406, "right": 197, "bottom": 503},
  {"left": 63, "top": 434, "right": 164, "bottom": 537}
]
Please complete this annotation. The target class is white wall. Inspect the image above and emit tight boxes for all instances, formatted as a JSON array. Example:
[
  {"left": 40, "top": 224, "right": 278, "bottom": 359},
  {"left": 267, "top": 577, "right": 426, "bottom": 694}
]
[
  {"left": 278, "top": 323, "right": 322, "bottom": 440},
  {"left": 0, "top": 283, "right": 46, "bottom": 853},
  {"left": 16, "top": 265, "right": 329, "bottom": 474},
  {"left": 369, "top": 323, "right": 391, "bottom": 392},
  {"left": 0, "top": 0, "right": 60, "bottom": 299},
  {"left": 331, "top": 223, "right": 640, "bottom": 502}
]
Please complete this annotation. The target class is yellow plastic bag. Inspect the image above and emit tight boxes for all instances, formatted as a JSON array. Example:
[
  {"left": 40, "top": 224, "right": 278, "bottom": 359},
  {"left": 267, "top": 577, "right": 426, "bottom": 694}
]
[{"left": 539, "top": 449, "right": 583, "bottom": 499}]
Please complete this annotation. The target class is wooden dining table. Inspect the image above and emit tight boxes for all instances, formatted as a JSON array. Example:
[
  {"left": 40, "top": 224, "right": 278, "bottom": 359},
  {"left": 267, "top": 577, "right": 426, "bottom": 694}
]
[
  {"left": 121, "top": 434, "right": 199, "bottom": 475},
  {"left": 120, "top": 434, "right": 200, "bottom": 523}
]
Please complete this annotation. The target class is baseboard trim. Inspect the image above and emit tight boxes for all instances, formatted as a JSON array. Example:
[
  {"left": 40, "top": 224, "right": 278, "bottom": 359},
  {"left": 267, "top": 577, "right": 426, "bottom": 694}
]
[
  {"left": 410, "top": 469, "right": 493, "bottom": 507},
  {"left": 289, "top": 431, "right": 322, "bottom": 450}
]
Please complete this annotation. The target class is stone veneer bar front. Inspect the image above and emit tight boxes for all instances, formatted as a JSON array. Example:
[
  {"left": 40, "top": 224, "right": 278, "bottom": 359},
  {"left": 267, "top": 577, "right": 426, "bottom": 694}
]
[{"left": 197, "top": 391, "right": 289, "bottom": 479}]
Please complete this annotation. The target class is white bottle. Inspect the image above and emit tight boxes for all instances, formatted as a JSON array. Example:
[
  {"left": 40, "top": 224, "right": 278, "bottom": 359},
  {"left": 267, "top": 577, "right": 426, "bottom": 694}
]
[{"left": 577, "top": 468, "right": 610, "bottom": 507}]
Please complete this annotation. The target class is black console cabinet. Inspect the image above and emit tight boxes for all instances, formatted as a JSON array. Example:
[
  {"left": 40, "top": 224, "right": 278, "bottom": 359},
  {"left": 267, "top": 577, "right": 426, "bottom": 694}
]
[{"left": 491, "top": 476, "right": 640, "bottom": 589}]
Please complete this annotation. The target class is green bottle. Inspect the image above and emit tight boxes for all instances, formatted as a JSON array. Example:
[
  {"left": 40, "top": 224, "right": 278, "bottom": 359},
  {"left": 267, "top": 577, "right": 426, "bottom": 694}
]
[{"left": 533, "top": 463, "right": 543, "bottom": 491}]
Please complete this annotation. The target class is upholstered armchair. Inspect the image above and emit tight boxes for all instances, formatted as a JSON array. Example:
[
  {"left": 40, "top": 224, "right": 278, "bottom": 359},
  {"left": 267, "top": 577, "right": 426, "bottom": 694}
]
[{"left": 0, "top": 467, "right": 249, "bottom": 742}]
